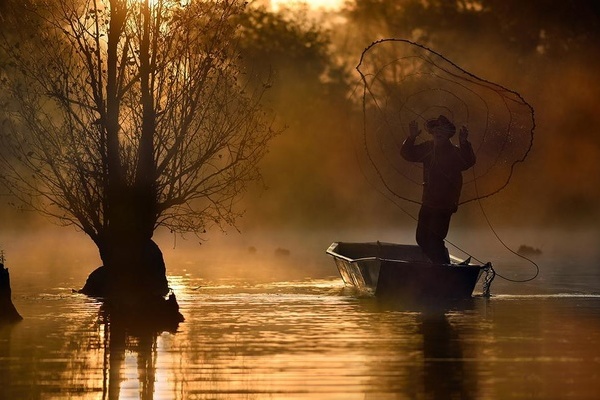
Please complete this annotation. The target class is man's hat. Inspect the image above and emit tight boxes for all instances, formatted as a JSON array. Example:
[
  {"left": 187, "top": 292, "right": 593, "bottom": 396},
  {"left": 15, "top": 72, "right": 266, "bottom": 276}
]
[{"left": 426, "top": 115, "right": 456, "bottom": 137}]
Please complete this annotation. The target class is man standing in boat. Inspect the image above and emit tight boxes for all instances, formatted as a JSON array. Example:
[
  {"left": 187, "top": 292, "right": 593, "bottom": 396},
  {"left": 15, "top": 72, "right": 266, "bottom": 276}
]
[{"left": 400, "top": 115, "right": 476, "bottom": 264}]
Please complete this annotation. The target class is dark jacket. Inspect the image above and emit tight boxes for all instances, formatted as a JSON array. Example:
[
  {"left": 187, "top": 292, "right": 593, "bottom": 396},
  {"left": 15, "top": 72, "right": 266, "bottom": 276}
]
[{"left": 401, "top": 137, "right": 476, "bottom": 211}]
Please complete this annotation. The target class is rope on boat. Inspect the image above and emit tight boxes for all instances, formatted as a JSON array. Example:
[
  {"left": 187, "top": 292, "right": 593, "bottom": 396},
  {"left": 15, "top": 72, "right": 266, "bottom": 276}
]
[
  {"left": 476, "top": 194, "right": 540, "bottom": 284},
  {"left": 482, "top": 263, "right": 496, "bottom": 298}
]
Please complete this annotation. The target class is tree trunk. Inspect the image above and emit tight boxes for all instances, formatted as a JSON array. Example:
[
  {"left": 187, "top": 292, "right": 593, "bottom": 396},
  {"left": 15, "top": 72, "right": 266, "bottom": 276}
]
[
  {"left": 80, "top": 233, "right": 182, "bottom": 327},
  {"left": 100, "top": 236, "right": 169, "bottom": 300},
  {"left": 81, "top": 186, "right": 168, "bottom": 301}
]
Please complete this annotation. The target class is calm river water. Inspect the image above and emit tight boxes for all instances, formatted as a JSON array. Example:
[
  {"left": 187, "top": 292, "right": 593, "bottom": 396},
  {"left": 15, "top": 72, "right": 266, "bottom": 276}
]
[{"left": 1, "top": 228, "right": 600, "bottom": 399}]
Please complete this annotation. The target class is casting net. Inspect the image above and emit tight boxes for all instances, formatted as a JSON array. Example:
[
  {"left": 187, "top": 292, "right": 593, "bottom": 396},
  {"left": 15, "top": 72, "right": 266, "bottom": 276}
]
[{"left": 356, "top": 39, "right": 535, "bottom": 207}]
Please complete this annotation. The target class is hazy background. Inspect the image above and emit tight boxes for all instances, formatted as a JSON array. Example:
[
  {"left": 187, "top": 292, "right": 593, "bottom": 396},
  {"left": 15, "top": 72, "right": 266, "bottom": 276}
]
[{"left": 1, "top": 0, "right": 599, "bottom": 281}]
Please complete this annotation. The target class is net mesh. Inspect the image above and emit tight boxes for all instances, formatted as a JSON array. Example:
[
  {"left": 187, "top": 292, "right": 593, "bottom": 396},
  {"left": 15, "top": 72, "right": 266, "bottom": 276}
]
[{"left": 356, "top": 39, "right": 535, "bottom": 206}]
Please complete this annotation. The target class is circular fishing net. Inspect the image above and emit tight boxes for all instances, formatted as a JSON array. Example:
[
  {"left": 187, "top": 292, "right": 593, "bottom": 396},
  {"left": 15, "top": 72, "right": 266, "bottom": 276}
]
[{"left": 356, "top": 39, "right": 535, "bottom": 207}]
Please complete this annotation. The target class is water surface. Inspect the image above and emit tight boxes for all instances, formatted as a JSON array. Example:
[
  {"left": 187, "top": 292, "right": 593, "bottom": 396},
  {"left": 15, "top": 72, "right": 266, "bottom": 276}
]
[{"left": 2, "top": 228, "right": 600, "bottom": 399}]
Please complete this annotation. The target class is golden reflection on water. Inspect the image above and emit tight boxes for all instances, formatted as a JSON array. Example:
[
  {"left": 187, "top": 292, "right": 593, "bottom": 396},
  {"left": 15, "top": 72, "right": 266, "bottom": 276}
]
[{"left": 3, "top": 270, "right": 600, "bottom": 399}]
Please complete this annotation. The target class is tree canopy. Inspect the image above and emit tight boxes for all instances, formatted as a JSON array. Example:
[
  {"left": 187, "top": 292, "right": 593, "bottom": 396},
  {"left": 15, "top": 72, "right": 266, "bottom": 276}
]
[{"left": 0, "top": 0, "right": 277, "bottom": 245}]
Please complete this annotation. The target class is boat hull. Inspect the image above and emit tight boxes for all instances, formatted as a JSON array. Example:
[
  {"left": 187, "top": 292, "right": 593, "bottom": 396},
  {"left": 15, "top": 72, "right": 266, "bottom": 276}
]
[{"left": 327, "top": 242, "right": 486, "bottom": 301}]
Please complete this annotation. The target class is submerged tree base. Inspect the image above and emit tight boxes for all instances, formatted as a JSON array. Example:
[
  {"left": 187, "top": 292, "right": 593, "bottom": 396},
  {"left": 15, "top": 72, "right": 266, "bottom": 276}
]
[
  {"left": 101, "top": 292, "right": 184, "bottom": 334},
  {"left": 78, "top": 240, "right": 183, "bottom": 329},
  {"left": 79, "top": 265, "right": 110, "bottom": 297},
  {"left": 0, "top": 263, "right": 23, "bottom": 324},
  {"left": 80, "top": 240, "right": 170, "bottom": 298},
  {"left": 79, "top": 268, "right": 184, "bottom": 331}
]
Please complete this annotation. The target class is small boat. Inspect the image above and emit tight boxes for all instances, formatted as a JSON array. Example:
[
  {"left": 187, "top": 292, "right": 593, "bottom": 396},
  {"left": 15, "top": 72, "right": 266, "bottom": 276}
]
[{"left": 326, "top": 242, "right": 491, "bottom": 301}]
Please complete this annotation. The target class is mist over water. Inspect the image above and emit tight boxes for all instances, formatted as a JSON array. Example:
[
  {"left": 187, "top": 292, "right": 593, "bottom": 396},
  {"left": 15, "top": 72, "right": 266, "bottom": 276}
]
[
  {"left": 2, "top": 226, "right": 600, "bottom": 399},
  {"left": 2, "top": 222, "right": 600, "bottom": 294},
  {"left": 1, "top": 220, "right": 599, "bottom": 399}
]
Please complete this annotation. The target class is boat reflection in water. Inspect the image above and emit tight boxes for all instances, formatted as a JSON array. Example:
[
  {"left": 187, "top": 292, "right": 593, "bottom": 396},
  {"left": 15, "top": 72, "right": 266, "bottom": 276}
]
[
  {"left": 420, "top": 312, "right": 474, "bottom": 400},
  {"left": 359, "top": 294, "right": 480, "bottom": 400}
]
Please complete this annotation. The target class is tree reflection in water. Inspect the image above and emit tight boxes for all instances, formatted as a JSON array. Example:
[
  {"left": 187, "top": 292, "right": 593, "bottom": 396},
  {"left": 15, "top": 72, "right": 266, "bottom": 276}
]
[{"left": 98, "top": 303, "right": 180, "bottom": 400}]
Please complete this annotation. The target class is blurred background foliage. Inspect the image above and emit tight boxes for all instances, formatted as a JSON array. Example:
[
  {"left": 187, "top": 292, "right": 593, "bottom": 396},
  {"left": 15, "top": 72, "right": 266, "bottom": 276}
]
[{"left": 239, "top": 0, "right": 600, "bottom": 230}]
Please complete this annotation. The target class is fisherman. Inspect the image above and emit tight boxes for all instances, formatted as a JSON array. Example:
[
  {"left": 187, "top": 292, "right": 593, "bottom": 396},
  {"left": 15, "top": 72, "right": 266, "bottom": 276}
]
[{"left": 400, "top": 115, "right": 476, "bottom": 264}]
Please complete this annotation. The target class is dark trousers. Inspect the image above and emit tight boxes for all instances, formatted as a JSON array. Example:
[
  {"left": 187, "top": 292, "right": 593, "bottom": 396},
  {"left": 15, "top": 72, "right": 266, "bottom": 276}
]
[{"left": 416, "top": 206, "right": 453, "bottom": 264}]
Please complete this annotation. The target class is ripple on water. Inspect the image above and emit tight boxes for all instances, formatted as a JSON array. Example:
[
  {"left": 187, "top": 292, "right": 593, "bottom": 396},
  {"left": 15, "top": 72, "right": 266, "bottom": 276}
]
[{"left": 2, "top": 276, "right": 600, "bottom": 399}]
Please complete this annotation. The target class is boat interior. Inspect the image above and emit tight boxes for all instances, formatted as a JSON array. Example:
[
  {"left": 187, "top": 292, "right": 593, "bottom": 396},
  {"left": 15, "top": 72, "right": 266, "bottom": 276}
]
[{"left": 327, "top": 242, "right": 430, "bottom": 263}]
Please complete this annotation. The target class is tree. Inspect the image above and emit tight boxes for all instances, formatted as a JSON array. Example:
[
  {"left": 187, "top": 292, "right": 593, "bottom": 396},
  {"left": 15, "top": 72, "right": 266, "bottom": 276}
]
[{"left": 0, "top": 0, "right": 277, "bottom": 302}]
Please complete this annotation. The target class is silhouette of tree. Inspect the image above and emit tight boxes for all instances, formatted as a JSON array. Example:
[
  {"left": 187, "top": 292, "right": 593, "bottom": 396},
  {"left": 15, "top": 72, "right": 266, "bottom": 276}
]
[{"left": 0, "top": 0, "right": 277, "bottom": 300}]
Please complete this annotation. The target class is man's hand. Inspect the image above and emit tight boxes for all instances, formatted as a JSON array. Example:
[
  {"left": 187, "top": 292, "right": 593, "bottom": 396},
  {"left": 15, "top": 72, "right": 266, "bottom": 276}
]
[
  {"left": 409, "top": 120, "right": 421, "bottom": 139},
  {"left": 459, "top": 126, "right": 469, "bottom": 142}
]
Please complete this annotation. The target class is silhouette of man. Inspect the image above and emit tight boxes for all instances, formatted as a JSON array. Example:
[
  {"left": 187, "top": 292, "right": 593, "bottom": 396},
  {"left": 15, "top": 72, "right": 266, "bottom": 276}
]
[{"left": 401, "top": 115, "right": 476, "bottom": 264}]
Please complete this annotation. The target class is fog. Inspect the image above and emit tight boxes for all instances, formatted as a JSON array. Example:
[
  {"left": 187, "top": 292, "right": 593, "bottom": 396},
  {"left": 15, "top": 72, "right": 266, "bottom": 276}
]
[
  {"left": 235, "top": 1, "right": 600, "bottom": 233},
  {"left": 2, "top": 220, "right": 599, "bottom": 297},
  {"left": 1, "top": 0, "right": 600, "bottom": 286}
]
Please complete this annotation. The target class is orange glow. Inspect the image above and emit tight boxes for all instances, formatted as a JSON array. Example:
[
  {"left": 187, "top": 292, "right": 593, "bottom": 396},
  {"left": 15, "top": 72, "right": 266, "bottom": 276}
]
[{"left": 271, "top": 0, "right": 343, "bottom": 11}]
